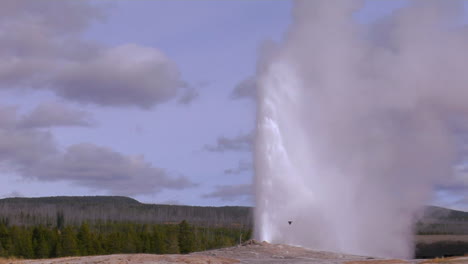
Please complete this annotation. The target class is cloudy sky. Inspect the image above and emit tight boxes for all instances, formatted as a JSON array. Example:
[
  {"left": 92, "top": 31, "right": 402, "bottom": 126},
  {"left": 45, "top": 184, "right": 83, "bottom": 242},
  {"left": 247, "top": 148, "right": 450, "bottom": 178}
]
[{"left": 0, "top": 0, "right": 466, "bottom": 210}]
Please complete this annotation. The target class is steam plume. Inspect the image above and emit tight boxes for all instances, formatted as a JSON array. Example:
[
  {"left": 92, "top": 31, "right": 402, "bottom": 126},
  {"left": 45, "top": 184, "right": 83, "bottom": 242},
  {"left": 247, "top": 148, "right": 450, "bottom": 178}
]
[{"left": 255, "top": 0, "right": 468, "bottom": 258}]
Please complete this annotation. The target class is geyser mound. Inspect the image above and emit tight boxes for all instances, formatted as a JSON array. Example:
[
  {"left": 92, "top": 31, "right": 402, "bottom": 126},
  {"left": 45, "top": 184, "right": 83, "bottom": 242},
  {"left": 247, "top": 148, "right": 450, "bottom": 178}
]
[{"left": 255, "top": 0, "right": 468, "bottom": 258}]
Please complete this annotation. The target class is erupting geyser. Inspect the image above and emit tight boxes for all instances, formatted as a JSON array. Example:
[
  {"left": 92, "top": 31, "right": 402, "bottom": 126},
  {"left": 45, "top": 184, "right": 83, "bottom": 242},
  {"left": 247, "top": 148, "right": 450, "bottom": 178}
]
[{"left": 255, "top": 0, "right": 468, "bottom": 258}]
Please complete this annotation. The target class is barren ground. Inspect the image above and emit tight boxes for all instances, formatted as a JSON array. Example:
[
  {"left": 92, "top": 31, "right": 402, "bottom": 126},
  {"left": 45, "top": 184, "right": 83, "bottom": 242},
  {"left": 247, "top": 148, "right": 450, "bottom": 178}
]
[{"left": 1, "top": 240, "right": 467, "bottom": 264}]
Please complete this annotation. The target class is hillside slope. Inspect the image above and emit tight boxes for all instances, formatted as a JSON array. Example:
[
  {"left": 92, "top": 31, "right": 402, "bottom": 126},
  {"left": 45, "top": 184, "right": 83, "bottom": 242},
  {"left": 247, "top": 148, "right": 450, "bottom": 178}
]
[{"left": 417, "top": 206, "right": 468, "bottom": 235}]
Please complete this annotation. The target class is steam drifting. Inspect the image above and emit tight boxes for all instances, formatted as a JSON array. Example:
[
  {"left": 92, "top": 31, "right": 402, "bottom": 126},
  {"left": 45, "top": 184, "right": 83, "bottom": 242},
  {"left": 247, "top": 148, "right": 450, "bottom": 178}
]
[{"left": 255, "top": 0, "right": 468, "bottom": 259}]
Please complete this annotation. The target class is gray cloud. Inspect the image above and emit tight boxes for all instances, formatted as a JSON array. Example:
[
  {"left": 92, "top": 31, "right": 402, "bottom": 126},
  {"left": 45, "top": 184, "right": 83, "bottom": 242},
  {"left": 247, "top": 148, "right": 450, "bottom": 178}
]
[
  {"left": 204, "top": 132, "right": 253, "bottom": 152},
  {"left": 434, "top": 164, "right": 468, "bottom": 195},
  {"left": 433, "top": 184, "right": 468, "bottom": 212},
  {"left": 178, "top": 87, "right": 199, "bottom": 104},
  {"left": 0, "top": 0, "right": 104, "bottom": 36},
  {"left": 0, "top": 128, "right": 57, "bottom": 168},
  {"left": 202, "top": 184, "right": 252, "bottom": 201},
  {"left": 0, "top": 106, "right": 19, "bottom": 129},
  {"left": 230, "top": 40, "right": 280, "bottom": 101},
  {"left": 18, "top": 102, "right": 94, "bottom": 128},
  {"left": 0, "top": 1, "right": 192, "bottom": 109},
  {"left": 26, "top": 143, "right": 195, "bottom": 195},
  {"left": 0, "top": 105, "right": 194, "bottom": 195},
  {"left": 452, "top": 197, "right": 468, "bottom": 211},
  {"left": 224, "top": 161, "right": 253, "bottom": 175},
  {"left": 454, "top": 166, "right": 468, "bottom": 186},
  {"left": 231, "top": 77, "right": 257, "bottom": 100},
  {"left": 53, "top": 44, "right": 186, "bottom": 108}
]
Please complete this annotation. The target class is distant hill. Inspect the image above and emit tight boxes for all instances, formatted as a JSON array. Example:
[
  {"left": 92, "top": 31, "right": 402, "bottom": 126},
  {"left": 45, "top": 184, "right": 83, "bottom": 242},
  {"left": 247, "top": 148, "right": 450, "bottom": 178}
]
[
  {"left": 0, "top": 196, "right": 252, "bottom": 228},
  {"left": 421, "top": 205, "right": 468, "bottom": 221},
  {"left": 417, "top": 206, "right": 468, "bottom": 235},
  {"left": 0, "top": 196, "right": 466, "bottom": 234}
]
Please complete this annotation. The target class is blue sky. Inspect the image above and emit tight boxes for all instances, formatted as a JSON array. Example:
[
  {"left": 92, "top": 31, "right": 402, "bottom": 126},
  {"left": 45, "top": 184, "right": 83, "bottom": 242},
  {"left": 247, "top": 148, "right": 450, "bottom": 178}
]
[{"left": 0, "top": 0, "right": 466, "bottom": 210}]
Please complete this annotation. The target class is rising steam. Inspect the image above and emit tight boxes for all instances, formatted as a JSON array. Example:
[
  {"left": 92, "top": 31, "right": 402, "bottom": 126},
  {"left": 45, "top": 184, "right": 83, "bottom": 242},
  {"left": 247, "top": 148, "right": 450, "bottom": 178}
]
[{"left": 255, "top": 0, "right": 468, "bottom": 258}]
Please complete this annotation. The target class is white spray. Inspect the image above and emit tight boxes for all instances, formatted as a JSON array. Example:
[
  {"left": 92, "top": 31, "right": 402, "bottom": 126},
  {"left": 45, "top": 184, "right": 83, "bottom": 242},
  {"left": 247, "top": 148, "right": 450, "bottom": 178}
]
[{"left": 255, "top": 0, "right": 468, "bottom": 258}]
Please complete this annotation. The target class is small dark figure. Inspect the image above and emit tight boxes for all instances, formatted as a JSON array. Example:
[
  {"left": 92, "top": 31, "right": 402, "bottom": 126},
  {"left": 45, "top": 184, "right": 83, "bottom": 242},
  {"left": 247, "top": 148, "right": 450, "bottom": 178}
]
[{"left": 288, "top": 221, "right": 292, "bottom": 225}]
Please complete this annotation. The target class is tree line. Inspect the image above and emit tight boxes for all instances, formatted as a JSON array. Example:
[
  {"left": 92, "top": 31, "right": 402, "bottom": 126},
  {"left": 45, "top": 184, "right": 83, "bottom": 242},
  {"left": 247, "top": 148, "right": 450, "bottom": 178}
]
[{"left": 0, "top": 220, "right": 252, "bottom": 259}]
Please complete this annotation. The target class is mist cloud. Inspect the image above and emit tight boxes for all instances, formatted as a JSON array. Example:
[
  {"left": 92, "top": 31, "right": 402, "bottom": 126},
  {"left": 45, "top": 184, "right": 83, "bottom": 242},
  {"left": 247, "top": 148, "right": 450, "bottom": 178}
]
[{"left": 255, "top": 0, "right": 468, "bottom": 258}]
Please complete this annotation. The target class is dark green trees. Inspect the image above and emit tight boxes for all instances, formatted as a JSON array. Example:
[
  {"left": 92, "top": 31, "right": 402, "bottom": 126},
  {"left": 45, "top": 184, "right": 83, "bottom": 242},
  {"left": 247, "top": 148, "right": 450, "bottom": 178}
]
[
  {"left": 152, "top": 225, "right": 167, "bottom": 253},
  {"left": 9, "top": 226, "right": 33, "bottom": 258},
  {"left": 0, "top": 221, "right": 250, "bottom": 259},
  {"left": 77, "top": 222, "right": 97, "bottom": 255},
  {"left": 0, "top": 222, "right": 10, "bottom": 255},
  {"left": 57, "top": 226, "right": 79, "bottom": 256},
  {"left": 32, "top": 226, "right": 50, "bottom": 258},
  {"left": 178, "top": 220, "right": 195, "bottom": 254}
]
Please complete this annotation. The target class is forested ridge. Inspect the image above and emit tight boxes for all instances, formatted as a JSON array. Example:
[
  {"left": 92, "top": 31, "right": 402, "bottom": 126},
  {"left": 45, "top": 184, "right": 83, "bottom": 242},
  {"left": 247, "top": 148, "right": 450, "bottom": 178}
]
[
  {"left": 0, "top": 197, "right": 467, "bottom": 233},
  {"left": 0, "top": 196, "right": 252, "bottom": 228},
  {"left": 1, "top": 196, "right": 467, "bottom": 231}
]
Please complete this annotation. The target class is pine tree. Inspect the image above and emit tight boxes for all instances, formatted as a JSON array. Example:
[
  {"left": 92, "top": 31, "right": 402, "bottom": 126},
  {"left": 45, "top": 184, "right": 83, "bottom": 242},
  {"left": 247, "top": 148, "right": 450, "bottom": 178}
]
[
  {"left": 59, "top": 226, "right": 79, "bottom": 256},
  {"left": 10, "top": 226, "right": 33, "bottom": 258},
  {"left": 152, "top": 226, "right": 167, "bottom": 254},
  {"left": 0, "top": 223, "right": 10, "bottom": 256},
  {"left": 77, "top": 222, "right": 92, "bottom": 255},
  {"left": 178, "top": 220, "right": 195, "bottom": 254},
  {"left": 122, "top": 224, "right": 137, "bottom": 253},
  {"left": 32, "top": 226, "right": 50, "bottom": 258},
  {"left": 165, "top": 225, "right": 180, "bottom": 254}
]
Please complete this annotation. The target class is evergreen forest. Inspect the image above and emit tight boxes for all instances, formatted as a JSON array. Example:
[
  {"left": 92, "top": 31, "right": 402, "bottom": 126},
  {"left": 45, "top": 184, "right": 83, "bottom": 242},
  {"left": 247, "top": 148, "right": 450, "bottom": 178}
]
[{"left": 0, "top": 220, "right": 251, "bottom": 259}]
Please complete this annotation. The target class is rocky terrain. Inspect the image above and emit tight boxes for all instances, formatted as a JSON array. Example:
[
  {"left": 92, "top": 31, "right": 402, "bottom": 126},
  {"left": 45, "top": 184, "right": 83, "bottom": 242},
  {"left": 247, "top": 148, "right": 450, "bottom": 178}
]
[{"left": 2, "top": 240, "right": 467, "bottom": 264}]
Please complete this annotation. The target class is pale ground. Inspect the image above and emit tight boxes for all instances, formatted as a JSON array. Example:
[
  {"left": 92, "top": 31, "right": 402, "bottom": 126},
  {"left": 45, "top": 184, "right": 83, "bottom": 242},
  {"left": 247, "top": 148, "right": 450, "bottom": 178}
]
[{"left": 2, "top": 240, "right": 467, "bottom": 264}]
